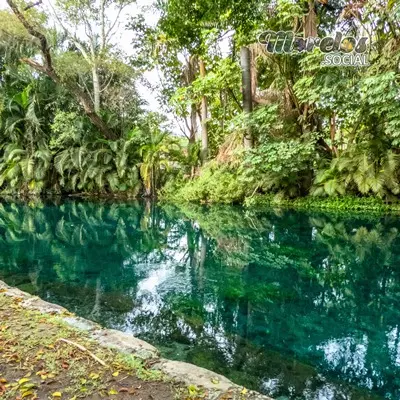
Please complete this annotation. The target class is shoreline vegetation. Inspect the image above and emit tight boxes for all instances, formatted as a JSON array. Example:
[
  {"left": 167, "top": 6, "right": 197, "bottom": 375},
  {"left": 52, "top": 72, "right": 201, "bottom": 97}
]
[
  {"left": 160, "top": 175, "right": 400, "bottom": 213},
  {"left": 0, "top": 1, "right": 400, "bottom": 209},
  {"left": 244, "top": 195, "right": 400, "bottom": 213},
  {"left": 161, "top": 192, "right": 400, "bottom": 214},
  {"left": 2, "top": 190, "right": 400, "bottom": 215}
]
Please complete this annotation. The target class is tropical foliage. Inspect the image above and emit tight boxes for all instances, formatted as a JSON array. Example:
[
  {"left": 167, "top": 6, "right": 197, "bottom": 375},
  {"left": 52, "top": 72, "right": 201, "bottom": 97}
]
[
  {"left": 0, "top": 0, "right": 400, "bottom": 205},
  {"left": 0, "top": 1, "right": 181, "bottom": 197},
  {"left": 153, "top": 0, "right": 400, "bottom": 204}
]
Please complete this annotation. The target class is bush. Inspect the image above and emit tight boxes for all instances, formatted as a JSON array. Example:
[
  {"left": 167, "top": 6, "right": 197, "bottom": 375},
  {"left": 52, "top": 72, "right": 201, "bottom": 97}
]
[
  {"left": 240, "top": 139, "right": 316, "bottom": 198},
  {"left": 244, "top": 193, "right": 400, "bottom": 213},
  {"left": 161, "top": 163, "right": 250, "bottom": 204}
]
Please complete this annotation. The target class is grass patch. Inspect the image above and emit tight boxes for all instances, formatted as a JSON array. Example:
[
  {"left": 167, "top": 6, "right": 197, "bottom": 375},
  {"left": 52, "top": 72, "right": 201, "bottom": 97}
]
[
  {"left": 0, "top": 293, "right": 179, "bottom": 399},
  {"left": 244, "top": 194, "right": 400, "bottom": 214}
]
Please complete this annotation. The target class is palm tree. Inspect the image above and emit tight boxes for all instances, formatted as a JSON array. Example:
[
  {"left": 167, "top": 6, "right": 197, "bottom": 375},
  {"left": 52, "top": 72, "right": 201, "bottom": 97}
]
[
  {"left": 139, "top": 132, "right": 180, "bottom": 197},
  {"left": 312, "top": 147, "right": 400, "bottom": 198}
]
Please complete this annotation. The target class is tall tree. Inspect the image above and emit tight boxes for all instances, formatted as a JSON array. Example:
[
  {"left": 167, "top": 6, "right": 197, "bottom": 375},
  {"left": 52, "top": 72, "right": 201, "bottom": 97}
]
[
  {"left": 48, "top": 0, "right": 134, "bottom": 114},
  {"left": 5, "top": 0, "right": 121, "bottom": 140},
  {"left": 199, "top": 58, "right": 209, "bottom": 162},
  {"left": 240, "top": 46, "right": 253, "bottom": 149}
]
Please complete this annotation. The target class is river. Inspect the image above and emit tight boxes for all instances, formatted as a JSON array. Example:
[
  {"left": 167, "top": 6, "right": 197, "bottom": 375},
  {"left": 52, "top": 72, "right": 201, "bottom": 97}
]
[{"left": 0, "top": 199, "right": 399, "bottom": 399}]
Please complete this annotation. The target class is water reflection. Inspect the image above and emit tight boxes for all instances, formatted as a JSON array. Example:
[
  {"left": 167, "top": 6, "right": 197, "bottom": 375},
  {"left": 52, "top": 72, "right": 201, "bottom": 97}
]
[{"left": 0, "top": 199, "right": 399, "bottom": 399}]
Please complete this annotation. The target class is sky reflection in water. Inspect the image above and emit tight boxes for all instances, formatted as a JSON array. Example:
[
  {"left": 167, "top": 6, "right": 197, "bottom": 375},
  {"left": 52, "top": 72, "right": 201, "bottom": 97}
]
[{"left": 0, "top": 200, "right": 399, "bottom": 399}]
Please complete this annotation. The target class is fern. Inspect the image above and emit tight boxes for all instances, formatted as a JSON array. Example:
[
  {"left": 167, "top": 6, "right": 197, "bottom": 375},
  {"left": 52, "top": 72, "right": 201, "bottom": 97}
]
[{"left": 312, "top": 148, "right": 400, "bottom": 198}]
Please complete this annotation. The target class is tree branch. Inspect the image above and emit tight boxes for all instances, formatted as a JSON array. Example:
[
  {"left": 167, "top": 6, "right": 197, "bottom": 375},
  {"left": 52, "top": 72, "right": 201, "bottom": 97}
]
[
  {"left": 24, "top": 0, "right": 42, "bottom": 11},
  {"left": 105, "top": 3, "right": 127, "bottom": 44},
  {"left": 7, "top": 0, "right": 53, "bottom": 72},
  {"left": 6, "top": 0, "right": 116, "bottom": 140},
  {"left": 100, "top": 72, "right": 115, "bottom": 93}
]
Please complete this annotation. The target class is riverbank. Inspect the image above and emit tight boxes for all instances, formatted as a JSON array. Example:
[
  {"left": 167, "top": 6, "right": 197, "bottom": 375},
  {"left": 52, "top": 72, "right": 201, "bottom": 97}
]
[
  {"left": 162, "top": 191, "right": 400, "bottom": 215},
  {"left": 244, "top": 194, "right": 400, "bottom": 214},
  {"left": 0, "top": 280, "right": 271, "bottom": 400},
  {"left": 3, "top": 190, "right": 400, "bottom": 215}
]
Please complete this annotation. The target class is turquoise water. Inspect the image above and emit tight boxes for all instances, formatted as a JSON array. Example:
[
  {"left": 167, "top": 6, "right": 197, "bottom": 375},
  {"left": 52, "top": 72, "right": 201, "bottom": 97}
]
[{"left": 0, "top": 200, "right": 400, "bottom": 399}]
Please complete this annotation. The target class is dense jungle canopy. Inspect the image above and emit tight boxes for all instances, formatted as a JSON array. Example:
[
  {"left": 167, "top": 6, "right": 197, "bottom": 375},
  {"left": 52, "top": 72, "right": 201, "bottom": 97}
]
[{"left": 0, "top": 0, "right": 399, "bottom": 205}]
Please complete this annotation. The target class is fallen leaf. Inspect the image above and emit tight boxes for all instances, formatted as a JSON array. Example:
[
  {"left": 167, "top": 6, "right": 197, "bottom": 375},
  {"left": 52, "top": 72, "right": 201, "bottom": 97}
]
[
  {"left": 21, "top": 384, "right": 36, "bottom": 391},
  {"left": 188, "top": 385, "right": 199, "bottom": 396},
  {"left": 112, "top": 371, "right": 119, "bottom": 377}
]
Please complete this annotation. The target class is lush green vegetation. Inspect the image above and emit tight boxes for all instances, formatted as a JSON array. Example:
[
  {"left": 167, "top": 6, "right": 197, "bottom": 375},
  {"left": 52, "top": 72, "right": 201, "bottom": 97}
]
[{"left": 1, "top": 0, "right": 400, "bottom": 208}]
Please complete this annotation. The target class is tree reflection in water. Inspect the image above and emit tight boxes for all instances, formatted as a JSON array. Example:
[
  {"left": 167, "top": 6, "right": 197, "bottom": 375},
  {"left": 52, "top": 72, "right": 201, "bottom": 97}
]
[{"left": 0, "top": 199, "right": 399, "bottom": 399}]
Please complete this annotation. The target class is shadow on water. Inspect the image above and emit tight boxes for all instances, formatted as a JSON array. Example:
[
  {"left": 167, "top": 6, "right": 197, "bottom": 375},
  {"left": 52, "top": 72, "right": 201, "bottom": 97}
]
[{"left": 0, "top": 199, "right": 399, "bottom": 399}]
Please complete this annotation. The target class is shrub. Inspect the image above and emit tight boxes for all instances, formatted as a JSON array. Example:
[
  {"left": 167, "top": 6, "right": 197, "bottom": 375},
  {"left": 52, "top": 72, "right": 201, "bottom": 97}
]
[{"left": 161, "top": 163, "right": 250, "bottom": 204}]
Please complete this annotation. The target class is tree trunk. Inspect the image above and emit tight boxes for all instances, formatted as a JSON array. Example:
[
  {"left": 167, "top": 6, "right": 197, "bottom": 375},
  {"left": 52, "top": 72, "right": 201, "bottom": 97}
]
[
  {"left": 330, "top": 113, "right": 338, "bottom": 156},
  {"left": 219, "top": 90, "right": 225, "bottom": 133},
  {"left": 199, "top": 59, "right": 208, "bottom": 164},
  {"left": 184, "top": 55, "right": 198, "bottom": 147},
  {"left": 240, "top": 46, "right": 253, "bottom": 149},
  {"left": 189, "top": 103, "right": 197, "bottom": 144},
  {"left": 304, "top": 0, "right": 317, "bottom": 38},
  {"left": 100, "top": 0, "right": 106, "bottom": 50},
  {"left": 151, "top": 165, "right": 155, "bottom": 198},
  {"left": 250, "top": 45, "right": 258, "bottom": 101},
  {"left": 301, "top": 2, "right": 317, "bottom": 135},
  {"left": 92, "top": 66, "right": 101, "bottom": 113},
  {"left": 189, "top": 103, "right": 198, "bottom": 177},
  {"left": 187, "top": 55, "right": 198, "bottom": 145}
]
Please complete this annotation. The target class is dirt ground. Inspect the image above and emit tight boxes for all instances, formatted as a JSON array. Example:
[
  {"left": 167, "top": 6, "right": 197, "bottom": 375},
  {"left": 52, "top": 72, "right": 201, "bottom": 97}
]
[{"left": 0, "top": 293, "right": 192, "bottom": 400}]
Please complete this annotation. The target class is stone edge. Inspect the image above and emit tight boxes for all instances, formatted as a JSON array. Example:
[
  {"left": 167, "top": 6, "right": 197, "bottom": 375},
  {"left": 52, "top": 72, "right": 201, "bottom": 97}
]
[{"left": 0, "top": 280, "right": 272, "bottom": 400}]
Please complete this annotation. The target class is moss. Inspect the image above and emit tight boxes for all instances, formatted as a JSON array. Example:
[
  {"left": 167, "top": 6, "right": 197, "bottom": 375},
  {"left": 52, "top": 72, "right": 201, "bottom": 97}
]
[{"left": 244, "top": 194, "right": 400, "bottom": 214}]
